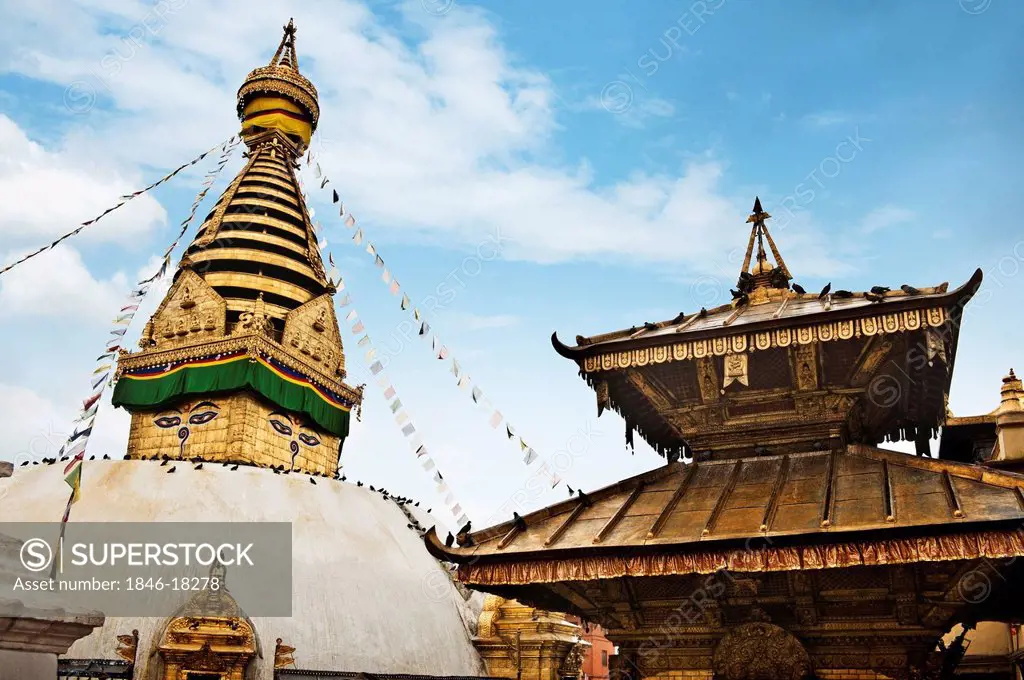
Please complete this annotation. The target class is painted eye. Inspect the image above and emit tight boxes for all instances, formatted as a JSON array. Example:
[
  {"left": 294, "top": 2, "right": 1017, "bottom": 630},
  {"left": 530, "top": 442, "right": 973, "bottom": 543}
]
[
  {"left": 188, "top": 411, "right": 218, "bottom": 425},
  {"left": 270, "top": 419, "right": 293, "bottom": 436},
  {"left": 154, "top": 416, "right": 181, "bottom": 429},
  {"left": 298, "top": 433, "right": 321, "bottom": 447}
]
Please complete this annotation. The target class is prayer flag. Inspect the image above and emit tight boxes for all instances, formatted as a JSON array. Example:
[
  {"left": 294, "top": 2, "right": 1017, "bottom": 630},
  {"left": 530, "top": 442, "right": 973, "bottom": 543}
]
[
  {"left": 352, "top": 320, "right": 365, "bottom": 333},
  {"left": 489, "top": 411, "right": 503, "bottom": 428},
  {"left": 523, "top": 448, "right": 538, "bottom": 465}
]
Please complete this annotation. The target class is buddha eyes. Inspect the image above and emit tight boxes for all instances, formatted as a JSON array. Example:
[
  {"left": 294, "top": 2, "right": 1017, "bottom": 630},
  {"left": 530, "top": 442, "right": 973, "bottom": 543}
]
[
  {"left": 154, "top": 416, "right": 182, "bottom": 429},
  {"left": 188, "top": 411, "right": 219, "bottom": 425},
  {"left": 298, "top": 433, "right": 321, "bottom": 447},
  {"left": 270, "top": 419, "right": 293, "bottom": 436}
]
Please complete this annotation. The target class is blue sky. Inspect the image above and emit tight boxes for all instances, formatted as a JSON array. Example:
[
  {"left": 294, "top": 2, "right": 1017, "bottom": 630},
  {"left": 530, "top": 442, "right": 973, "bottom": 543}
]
[{"left": 0, "top": 0, "right": 1021, "bottom": 525}]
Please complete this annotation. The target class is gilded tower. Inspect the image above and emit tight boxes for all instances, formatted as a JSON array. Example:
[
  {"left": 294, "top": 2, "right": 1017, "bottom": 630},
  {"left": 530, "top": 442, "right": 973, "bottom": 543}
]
[{"left": 112, "top": 20, "right": 362, "bottom": 476}]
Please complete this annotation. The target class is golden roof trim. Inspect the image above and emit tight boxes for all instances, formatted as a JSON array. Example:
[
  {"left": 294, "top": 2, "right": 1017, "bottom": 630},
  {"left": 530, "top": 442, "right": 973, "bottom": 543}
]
[
  {"left": 579, "top": 306, "right": 947, "bottom": 373},
  {"left": 116, "top": 333, "right": 362, "bottom": 405}
]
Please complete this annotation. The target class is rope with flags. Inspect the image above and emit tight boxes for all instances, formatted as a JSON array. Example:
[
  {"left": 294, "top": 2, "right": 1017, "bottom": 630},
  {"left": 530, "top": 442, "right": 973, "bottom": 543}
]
[
  {"left": 0, "top": 135, "right": 237, "bottom": 278},
  {"left": 334, "top": 274, "right": 471, "bottom": 526},
  {"left": 295, "top": 166, "right": 470, "bottom": 524},
  {"left": 51, "top": 135, "right": 240, "bottom": 550},
  {"left": 305, "top": 152, "right": 572, "bottom": 495}
]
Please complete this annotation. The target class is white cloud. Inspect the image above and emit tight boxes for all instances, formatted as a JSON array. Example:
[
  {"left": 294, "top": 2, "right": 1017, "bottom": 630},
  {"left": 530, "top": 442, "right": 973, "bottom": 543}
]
[
  {"left": 0, "top": 114, "right": 167, "bottom": 244},
  {"left": 859, "top": 205, "right": 916, "bottom": 234},
  {"left": 0, "top": 245, "right": 126, "bottom": 321}
]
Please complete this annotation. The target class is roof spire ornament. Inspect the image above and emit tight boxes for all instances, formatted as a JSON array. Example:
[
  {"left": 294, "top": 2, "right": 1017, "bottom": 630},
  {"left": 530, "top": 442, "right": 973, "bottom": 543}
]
[
  {"left": 270, "top": 18, "right": 300, "bottom": 71},
  {"left": 738, "top": 197, "right": 791, "bottom": 295},
  {"left": 237, "top": 18, "right": 319, "bottom": 149}
]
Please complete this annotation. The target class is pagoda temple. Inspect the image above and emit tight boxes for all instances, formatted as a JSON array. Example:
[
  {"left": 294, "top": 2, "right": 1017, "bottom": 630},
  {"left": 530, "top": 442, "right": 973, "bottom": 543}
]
[{"left": 427, "top": 201, "right": 1024, "bottom": 680}]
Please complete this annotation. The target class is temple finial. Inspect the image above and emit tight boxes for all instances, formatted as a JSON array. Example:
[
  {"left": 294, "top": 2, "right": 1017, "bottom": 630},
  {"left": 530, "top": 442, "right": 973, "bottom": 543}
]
[
  {"left": 270, "top": 18, "right": 300, "bottom": 71},
  {"left": 738, "top": 198, "right": 791, "bottom": 293}
]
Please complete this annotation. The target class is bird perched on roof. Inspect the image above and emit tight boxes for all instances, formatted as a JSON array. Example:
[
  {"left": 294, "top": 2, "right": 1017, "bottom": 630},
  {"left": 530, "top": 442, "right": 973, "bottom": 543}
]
[
  {"left": 577, "top": 489, "right": 592, "bottom": 506},
  {"left": 818, "top": 283, "right": 832, "bottom": 299},
  {"left": 512, "top": 512, "right": 527, "bottom": 531},
  {"left": 901, "top": 284, "right": 922, "bottom": 296},
  {"left": 643, "top": 322, "right": 658, "bottom": 331},
  {"left": 160, "top": 458, "right": 168, "bottom": 466},
  {"left": 870, "top": 286, "right": 890, "bottom": 295},
  {"left": 833, "top": 290, "right": 854, "bottom": 299},
  {"left": 309, "top": 477, "right": 316, "bottom": 485},
  {"left": 414, "top": 501, "right": 420, "bottom": 507},
  {"left": 445, "top": 532, "right": 455, "bottom": 548},
  {"left": 231, "top": 464, "right": 239, "bottom": 471},
  {"left": 698, "top": 307, "right": 708, "bottom": 317},
  {"left": 356, "top": 481, "right": 363, "bottom": 487},
  {"left": 792, "top": 283, "right": 806, "bottom": 295},
  {"left": 671, "top": 311, "right": 687, "bottom": 324},
  {"left": 865, "top": 292, "right": 885, "bottom": 303},
  {"left": 123, "top": 454, "right": 131, "bottom": 460},
  {"left": 89, "top": 455, "right": 95, "bottom": 461},
  {"left": 734, "top": 292, "right": 749, "bottom": 306},
  {"left": 340, "top": 474, "right": 347, "bottom": 481},
  {"left": 730, "top": 289, "right": 744, "bottom": 299},
  {"left": 102, "top": 454, "right": 110, "bottom": 460},
  {"left": 194, "top": 463, "right": 203, "bottom": 470},
  {"left": 369, "top": 485, "right": 375, "bottom": 492},
  {"left": 167, "top": 466, "right": 176, "bottom": 474},
  {"left": 458, "top": 520, "right": 472, "bottom": 536}
]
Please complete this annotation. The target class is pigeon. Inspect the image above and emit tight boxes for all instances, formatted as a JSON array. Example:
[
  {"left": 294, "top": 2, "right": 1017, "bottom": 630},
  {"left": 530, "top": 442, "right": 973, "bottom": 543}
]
[
  {"left": 341, "top": 475, "right": 347, "bottom": 482},
  {"left": 865, "top": 292, "right": 885, "bottom": 303},
  {"left": 222, "top": 461, "right": 229, "bottom": 467},
  {"left": 792, "top": 283, "right": 806, "bottom": 295},
  {"left": 577, "top": 489, "right": 592, "bottom": 506},
  {"left": 194, "top": 463, "right": 203, "bottom": 470},
  {"left": 273, "top": 468, "right": 281, "bottom": 475},
  {"left": 870, "top": 286, "right": 890, "bottom": 295},
  {"left": 19, "top": 461, "right": 28, "bottom": 466},
  {"left": 356, "top": 481, "right": 363, "bottom": 487},
  {"left": 231, "top": 464, "right": 239, "bottom": 471},
  {"left": 162, "top": 454, "right": 170, "bottom": 460},
  {"left": 369, "top": 485, "right": 376, "bottom": 492},
  {"left": 167, "top": 466, "right": 176, "bottom": 473},
  {"left": 833, "top": 290, "right": 854, "bottom": 299},
  {"left": 671, "top": 311, "right": 687, "bottom": 324},
  {"left": 730, "top": 289, "right": 744, "bottom": 300},
  {"left": 309, "top": 477, "right": 317, "bottom": 485},
  {"left": 102, "top": 454, "right": 110, "bottom": 460},
  {"left": 458, "top": 521, "right": 472, "bottom": 536},
  {"left": 445, "top": 532, "right": 455, "bottom": 548},
  {"left": 513, "top": 512, "right": 527, "bottom": 531},
  {"left": 123, "top": 454, "right": 131, "bottom": 460},
  {"left": 160, "top": 459, "right": 169, "bottom": 467},
  {"left": 427, "top": 508, "right": 432, "bottom": 514},
  {"left": 901, "top": 284, "right": 922, "bottom": 296},
  {"left": 414, "top": 501, "right": 419, "bottom": 507},
  {"left": 735, "top": 292, "right": 749, "bottom": 306},
  {"left": 643, "top": 322, "right": 658, "bottom": 331},
  {"left": 698, "top": 307, "right": 708, "bottom": 318},
  {"left": 89, "top": 455, "right": 96, "bottom": 461},
  {"left": 818, "top": 283, "right": 832, "bottom": 299}
]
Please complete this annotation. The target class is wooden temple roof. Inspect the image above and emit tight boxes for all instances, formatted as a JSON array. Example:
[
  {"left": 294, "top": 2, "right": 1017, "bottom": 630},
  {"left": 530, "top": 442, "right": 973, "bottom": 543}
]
[
  {"left": 427, "top": 445, "right": 1024, "bottom": 574},
  {"left": 552, "top": 269, "right": 982, "bottom": 364}
]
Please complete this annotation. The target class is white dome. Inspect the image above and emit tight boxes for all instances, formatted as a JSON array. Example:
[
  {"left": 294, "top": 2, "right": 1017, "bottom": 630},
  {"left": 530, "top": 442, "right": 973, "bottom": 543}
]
[{"left": 0, "top": 461, "right": 484, "bottom": 679}]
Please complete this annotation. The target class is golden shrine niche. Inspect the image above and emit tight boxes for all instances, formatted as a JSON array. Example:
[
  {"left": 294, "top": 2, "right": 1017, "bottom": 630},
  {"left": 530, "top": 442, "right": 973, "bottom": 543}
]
[{"left": 125, "top": 392, "right": 340, "bottom": 474}]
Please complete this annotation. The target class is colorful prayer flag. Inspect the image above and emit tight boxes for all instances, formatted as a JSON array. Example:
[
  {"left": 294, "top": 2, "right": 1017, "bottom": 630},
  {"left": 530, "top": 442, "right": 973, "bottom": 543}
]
[
  {"left": 352, "top": 321, "right": 365, "bottom": 334},
  {"left": 401, "top": 423, "right": 416, "bottom": 436},
  {"left": 63, "top": 452, "right": 85, "bottom": 504},
  {"left": 400, "top": 294, "right": 410, "bottom": 310},
  {"left": 382, "top": 386, "right": 396, "bottom": 400},
  {"left": 370, "top": 361, "right": 384, "bottom": 375},
  {"left": 523, "top": 448, "right": 538, "bottom": 465},
  {"left": 489, "top": 411, "right": 503, "bottom": 428},
  {"left": 344, "top": 214, "right": 356, "bottom": 228}
]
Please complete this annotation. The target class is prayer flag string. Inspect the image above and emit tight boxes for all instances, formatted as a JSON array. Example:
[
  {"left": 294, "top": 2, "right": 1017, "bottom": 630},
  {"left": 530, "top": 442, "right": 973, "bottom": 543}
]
[
  {"left": 0, "top": 135, "right": 237, "bottom": 278},
  {"left": 305, "top": 152, "right": 570, "bottom": 494}
]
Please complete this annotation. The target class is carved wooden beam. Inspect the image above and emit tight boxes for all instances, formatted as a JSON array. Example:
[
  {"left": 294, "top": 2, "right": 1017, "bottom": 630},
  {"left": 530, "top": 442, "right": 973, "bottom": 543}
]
[
  {"left": 761, "top": 455, "right": 789, "bottom": 531},
  {"left": 624, "top": 369, "right": 676, "bottom": 412},
  {"left": 702, "top": 460, "right": 742, "bottom": 537},
  {"left": 848, "top": 335, "right": 896, "bottom": 387},
  {"left": 594, "top": 482, "right": 644, "bottom": 544},
  {"left": 544, "top": 502, "right": 588, "bottom": 547},
  {"left": 648, "top": 464, "right": 698, "bottom": 539}
]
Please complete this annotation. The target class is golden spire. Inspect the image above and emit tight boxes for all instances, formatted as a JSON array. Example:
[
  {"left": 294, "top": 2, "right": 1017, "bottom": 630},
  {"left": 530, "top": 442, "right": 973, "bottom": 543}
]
[
  {"left": 111, "top": 20, "right": 362, "bottom": 476},
  {"left": 739, "top": 197, "right": 791, "bottom": 292},
  {"left": 237, "top": 18, "right": 319, "bottom": 148}
]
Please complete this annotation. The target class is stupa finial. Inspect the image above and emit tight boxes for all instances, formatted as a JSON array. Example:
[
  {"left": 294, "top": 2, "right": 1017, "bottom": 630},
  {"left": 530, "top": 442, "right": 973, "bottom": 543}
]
[{"left": 270, "top": 18, "right": 300, "bottom": 71}]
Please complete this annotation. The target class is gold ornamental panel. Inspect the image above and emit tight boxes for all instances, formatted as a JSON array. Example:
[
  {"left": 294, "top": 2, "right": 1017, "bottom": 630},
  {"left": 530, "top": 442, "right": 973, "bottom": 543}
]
[{"left": 581, "top": 307, "right": 946, "bottom": 373}]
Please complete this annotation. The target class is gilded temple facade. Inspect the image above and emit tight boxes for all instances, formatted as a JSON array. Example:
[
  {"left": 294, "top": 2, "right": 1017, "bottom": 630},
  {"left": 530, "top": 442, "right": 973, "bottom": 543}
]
[{"left": 430, "top": 202, "right": 1024, "bottom": 680}]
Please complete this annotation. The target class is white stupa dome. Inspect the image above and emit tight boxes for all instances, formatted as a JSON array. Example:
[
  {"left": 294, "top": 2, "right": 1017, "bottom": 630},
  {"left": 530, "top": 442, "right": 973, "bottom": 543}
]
[{"left": 0, "top": 461, "right": 484, "bottom": 679}]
